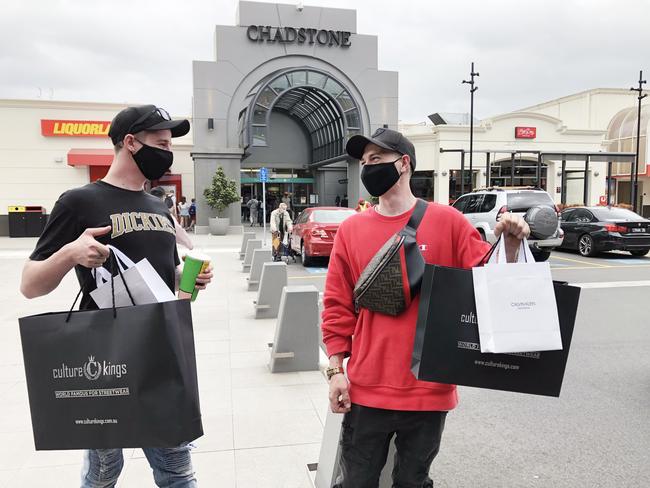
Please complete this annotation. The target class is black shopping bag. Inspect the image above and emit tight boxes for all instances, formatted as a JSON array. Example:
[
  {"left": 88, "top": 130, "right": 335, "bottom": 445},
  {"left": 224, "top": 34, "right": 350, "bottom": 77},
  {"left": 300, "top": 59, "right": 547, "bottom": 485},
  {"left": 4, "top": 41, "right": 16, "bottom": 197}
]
[
  {"left": 19, "top": 297, "right": 203, "bottom": 450},
  {"left": 411, "top": 265, "right": 580, "bottom": 397}
]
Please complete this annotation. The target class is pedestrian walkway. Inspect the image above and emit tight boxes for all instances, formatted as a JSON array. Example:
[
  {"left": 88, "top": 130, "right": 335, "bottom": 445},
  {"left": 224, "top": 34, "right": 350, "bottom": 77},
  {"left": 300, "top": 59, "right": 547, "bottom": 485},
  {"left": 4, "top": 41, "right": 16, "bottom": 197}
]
[{"left": 0, "top": 231, "right": 329, "bottom": 487}]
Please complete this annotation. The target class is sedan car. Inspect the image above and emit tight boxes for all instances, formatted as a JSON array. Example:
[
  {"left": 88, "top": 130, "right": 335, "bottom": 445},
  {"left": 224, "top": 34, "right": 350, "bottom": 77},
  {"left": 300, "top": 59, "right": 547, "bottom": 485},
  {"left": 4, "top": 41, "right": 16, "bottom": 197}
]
[
  {"left": 559, "top": 206, "right": 650, "bottom": 257},
  {"left": 290, "top": 207, "right": 356, "bottom": 266}
]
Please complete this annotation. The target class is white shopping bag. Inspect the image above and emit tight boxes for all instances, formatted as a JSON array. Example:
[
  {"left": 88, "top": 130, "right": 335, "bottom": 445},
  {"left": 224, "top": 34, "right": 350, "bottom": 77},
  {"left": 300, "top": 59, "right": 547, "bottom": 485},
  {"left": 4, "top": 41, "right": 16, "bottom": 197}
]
[
  {"left": 472, "top": 237, "right": 562, "bottom": 353},
  {"left": 90, "top": 245, "right": 176, "bottom": 309}
]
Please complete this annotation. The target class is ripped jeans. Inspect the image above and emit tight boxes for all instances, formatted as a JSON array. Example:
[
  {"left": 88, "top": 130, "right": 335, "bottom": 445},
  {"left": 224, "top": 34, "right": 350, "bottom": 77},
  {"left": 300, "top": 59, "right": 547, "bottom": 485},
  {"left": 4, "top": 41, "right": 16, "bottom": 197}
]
[{"left": 80, "top": 444, "right": 197, "bottom": 488}]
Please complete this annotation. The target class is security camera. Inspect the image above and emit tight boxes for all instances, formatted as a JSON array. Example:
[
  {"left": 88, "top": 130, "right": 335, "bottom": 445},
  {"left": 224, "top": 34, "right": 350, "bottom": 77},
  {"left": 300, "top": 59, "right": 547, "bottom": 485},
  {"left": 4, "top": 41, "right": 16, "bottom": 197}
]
[{"left": 296, "top": 2, "right": 304, "bottom": 11}]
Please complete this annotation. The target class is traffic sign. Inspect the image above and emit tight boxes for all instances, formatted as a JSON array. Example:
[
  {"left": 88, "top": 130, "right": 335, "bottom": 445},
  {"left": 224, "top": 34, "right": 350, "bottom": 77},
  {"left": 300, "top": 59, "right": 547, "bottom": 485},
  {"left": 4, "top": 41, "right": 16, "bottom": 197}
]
[{"left": 259, "top": 167, "right": 268, "bottom": 182}]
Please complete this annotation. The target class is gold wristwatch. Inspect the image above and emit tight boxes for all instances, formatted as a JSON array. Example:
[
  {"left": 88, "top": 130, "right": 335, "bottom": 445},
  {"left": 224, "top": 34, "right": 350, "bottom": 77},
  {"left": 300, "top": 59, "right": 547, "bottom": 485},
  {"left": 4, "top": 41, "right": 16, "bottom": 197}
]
[{"left": 326, "top": 366, "right": 345, "bottom": 380}]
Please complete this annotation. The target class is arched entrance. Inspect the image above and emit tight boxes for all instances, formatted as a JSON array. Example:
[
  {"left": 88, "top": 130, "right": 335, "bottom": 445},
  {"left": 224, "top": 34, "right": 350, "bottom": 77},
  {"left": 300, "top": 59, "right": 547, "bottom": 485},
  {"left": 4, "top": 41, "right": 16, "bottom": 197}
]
[{"left": 238, "top": 68, "right": 363, "bottom": 217}]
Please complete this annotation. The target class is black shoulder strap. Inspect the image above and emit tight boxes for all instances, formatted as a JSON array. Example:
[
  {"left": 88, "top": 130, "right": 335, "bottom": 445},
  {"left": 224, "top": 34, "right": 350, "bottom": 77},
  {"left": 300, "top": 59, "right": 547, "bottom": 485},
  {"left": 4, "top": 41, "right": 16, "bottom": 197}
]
[
  {"left": 401, "top": 199, "right": 428, "bottom": 298},
  {"left": 402, "top": 199, "right": 428, "bottom": 238}
]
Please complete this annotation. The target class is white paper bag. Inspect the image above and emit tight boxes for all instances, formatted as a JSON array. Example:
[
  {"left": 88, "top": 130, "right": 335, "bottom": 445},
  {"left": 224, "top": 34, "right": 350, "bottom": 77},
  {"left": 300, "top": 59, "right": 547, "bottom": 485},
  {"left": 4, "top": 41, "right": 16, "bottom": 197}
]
[
  {"left": 90, "top": 245, "right": 176, "bottom": 309},
  {"left": 472, "top": 237, "right": 562, "bottom": 353}
]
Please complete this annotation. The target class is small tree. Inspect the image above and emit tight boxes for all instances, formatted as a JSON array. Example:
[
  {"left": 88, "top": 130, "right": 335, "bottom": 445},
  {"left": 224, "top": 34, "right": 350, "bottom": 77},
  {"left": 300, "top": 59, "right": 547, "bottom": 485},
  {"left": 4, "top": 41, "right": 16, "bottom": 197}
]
[{"left": 203, "top": 167, "right": 240, "bottom": 217}]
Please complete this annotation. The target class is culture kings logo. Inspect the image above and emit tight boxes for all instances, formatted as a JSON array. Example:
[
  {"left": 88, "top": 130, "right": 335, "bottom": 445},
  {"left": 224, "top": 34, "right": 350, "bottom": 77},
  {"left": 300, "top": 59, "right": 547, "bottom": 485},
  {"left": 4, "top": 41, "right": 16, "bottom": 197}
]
[
  {"left": 459, "top": 311, "right": 478, "bottom": 325},
  {"left": 52, "top": 355, "right": 128, "bottom": 381},
  {"left": 41, "top": 120, "right": 111, "bottom": 137}
]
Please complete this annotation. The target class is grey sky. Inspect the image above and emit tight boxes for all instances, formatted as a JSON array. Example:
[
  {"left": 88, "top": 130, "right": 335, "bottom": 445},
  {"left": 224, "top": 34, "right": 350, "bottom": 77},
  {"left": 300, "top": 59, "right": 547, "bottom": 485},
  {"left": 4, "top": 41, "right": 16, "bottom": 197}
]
[{"left": 1, "top": 0, "right": 648, "bottom": 123}]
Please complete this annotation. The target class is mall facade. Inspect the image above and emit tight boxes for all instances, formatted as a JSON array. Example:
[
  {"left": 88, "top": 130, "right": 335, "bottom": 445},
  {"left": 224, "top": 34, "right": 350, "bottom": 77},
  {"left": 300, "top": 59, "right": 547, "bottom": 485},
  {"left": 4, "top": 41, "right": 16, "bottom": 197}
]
[{"left": 0, "top": 2, "right": 648, "bottom": 235}]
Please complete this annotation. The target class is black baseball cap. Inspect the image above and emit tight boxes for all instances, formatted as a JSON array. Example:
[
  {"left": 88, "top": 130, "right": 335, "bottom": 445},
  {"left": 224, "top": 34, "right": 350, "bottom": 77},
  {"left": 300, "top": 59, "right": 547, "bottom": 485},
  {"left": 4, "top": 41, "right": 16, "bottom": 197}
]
[
  {"left": 108, "top": 105, "right": 190, "bottom": 145},
  {"left": 346, "top": 128, "right": 416, "bottom": 171}
]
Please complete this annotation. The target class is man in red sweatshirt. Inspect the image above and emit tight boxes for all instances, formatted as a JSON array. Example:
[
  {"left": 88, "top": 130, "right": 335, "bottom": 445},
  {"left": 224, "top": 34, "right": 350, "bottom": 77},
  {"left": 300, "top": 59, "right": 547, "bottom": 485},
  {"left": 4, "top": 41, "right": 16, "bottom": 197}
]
[{"left": 322, "top": 128, "right": 530, "bottom": 487}]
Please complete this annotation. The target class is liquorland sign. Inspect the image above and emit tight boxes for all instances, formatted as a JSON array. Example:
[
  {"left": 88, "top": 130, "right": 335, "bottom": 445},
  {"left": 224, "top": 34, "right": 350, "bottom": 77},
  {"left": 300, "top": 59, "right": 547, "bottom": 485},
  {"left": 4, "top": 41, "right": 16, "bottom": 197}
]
[
  {"left": 41, "top": 120, "right": 111, "bottom": 137},
  {"left": 246, "top": 25, "right": 351, "bottom": 47}
]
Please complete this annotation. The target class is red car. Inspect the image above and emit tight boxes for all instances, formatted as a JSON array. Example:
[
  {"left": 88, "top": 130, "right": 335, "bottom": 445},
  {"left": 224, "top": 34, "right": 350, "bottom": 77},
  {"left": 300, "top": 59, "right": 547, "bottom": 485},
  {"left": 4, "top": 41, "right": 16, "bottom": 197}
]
[{"left": 290, "top": 207, "right": 356, "bottom": 266}]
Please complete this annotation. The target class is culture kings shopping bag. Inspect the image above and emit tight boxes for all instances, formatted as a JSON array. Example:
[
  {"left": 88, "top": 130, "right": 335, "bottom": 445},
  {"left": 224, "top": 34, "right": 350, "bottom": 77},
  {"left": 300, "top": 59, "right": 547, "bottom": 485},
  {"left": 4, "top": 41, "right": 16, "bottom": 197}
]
[
  {"left": 472, "top": 237, "right": 562, "bottom": 353},
  {"left": 19, "top": 262, "right": 202, "bottom": 450},
  {"left": 90, "top": 245, "right": 175, "bottom": 308},
  {"left": 411, "top": 264, "right": 580, "bottom": 397}
]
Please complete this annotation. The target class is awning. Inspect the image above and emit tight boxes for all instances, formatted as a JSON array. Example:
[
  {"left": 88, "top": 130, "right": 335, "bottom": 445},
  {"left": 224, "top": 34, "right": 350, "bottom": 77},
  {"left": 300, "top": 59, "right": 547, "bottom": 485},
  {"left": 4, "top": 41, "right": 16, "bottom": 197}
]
[{"left": 67, "top": 148, "right": 113, "bottom": 167}]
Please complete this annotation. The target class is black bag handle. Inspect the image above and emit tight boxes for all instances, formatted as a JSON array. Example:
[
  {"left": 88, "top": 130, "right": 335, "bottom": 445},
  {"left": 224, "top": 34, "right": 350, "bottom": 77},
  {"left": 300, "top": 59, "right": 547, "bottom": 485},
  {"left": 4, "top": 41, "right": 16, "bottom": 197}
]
[
  {"left": 65, "top": 249, "right": 136, "bottom": 322},
  {"left": 474, "top": 235, "right": 531, "bottom": 267}
]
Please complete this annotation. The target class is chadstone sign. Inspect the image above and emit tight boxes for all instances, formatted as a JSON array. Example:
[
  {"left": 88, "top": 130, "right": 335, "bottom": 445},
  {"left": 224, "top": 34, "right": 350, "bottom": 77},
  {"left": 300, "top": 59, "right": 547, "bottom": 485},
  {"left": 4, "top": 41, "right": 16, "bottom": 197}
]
[{"left": 246, "top": 25, "right": 352, "bottom": 47}]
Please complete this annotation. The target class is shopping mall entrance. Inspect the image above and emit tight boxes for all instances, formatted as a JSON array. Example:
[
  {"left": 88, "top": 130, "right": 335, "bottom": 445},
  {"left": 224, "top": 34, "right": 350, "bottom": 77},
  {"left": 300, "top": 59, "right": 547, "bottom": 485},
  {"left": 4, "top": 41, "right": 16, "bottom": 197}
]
[{"left": 240, "top": 168, "right": 315, "bottom": 222}]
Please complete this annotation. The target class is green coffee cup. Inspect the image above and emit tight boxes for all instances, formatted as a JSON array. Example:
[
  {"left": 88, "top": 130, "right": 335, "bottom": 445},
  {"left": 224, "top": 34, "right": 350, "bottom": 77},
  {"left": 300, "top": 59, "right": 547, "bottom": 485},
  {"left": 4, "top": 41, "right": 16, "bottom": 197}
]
[{"left": 180, "top": 250, "right": 211, "bottom": 302}]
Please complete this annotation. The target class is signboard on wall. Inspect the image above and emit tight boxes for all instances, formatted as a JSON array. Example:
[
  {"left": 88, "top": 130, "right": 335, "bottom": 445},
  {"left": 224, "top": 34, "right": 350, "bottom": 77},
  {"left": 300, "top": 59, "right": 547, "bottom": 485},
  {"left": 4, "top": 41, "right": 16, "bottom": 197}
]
[
  {"left": 515, "top": 126, "right": 537, "bottom": 139},
  {"left": 41, "top": 120, "right": 111, "bottom": 137}
]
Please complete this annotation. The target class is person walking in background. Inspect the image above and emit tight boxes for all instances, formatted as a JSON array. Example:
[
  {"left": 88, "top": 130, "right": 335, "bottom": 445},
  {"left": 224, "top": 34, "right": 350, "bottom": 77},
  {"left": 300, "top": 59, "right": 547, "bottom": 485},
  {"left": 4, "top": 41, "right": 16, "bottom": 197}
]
[
  {"left": 188, "top": 198, "right": 196, "bottom": 232},
  {"left": 340, "top": 194, "right": 348, "bottom": 208},
  {"left": 335, "top": 195, "right": 341, "bottom": 207},
  {"left": 247, "top": 196, "right": 259, "bottom": 227},
  {"left": 178, "top": 196, "right": 191, "bottom": 229},
  {"left": 355, "top": 198, "right": 371, "bottom": 212},
  {"left": 151, "top": 188, "right": 193, "bottom": 249},
  {"left": 269, "top": 202, "right": 293, "bottom": 261}
]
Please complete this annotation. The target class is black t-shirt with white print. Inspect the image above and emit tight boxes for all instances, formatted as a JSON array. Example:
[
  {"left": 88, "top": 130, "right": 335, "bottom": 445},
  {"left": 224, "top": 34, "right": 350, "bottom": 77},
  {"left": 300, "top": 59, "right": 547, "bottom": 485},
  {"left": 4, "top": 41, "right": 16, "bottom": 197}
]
[{"left": 30, "top": 180, "right": 180, "bottom": 310}]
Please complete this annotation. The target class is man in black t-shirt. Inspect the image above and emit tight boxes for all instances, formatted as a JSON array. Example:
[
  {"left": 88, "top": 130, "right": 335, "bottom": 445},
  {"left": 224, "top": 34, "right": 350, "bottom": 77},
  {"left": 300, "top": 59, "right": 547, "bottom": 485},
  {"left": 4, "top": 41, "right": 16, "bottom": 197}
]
[{"left": 21, "top": 105, "right": 213, "bottom": 488}]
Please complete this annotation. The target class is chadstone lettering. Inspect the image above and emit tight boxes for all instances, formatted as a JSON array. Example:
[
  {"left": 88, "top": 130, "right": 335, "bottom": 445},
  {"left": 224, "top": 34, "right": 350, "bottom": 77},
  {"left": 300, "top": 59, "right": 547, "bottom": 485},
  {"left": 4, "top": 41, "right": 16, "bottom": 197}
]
[{"left": 246, "top": 25, "right": 352, "bottom": 47}]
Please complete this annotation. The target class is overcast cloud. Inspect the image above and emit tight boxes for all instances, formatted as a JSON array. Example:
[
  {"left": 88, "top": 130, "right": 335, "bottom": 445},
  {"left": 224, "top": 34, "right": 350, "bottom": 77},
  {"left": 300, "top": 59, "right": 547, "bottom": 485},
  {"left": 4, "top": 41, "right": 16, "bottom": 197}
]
[{"left": 1, "top": 0, "right": 648, "bottom": 123}]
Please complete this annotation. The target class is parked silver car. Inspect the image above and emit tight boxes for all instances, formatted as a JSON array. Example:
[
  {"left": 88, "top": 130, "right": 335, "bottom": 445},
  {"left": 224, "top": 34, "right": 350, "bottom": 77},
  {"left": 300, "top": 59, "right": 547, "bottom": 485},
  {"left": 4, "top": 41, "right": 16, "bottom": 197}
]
[{"left": 451, "top": 187, "right": 564, "bottom": 261}]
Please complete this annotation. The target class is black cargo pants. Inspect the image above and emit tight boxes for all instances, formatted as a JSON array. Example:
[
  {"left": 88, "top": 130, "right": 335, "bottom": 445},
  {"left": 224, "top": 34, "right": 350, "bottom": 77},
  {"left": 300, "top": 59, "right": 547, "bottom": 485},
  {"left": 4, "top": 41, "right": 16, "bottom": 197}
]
[{"left": 338, "top": 404, "right": 446, "bottom": 488}]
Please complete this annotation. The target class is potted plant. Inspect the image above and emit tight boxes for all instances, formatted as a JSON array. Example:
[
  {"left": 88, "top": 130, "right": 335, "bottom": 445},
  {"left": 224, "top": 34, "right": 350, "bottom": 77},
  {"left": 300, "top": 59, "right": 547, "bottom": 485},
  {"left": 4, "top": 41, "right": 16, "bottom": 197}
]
[{"left": 203, "top": 166, "right": 240, "bottom": 235}]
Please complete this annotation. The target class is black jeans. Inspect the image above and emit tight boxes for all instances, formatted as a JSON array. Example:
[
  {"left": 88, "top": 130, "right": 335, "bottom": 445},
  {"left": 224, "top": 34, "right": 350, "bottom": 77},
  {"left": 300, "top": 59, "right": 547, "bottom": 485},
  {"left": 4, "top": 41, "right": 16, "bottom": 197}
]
[{"left": 338, "top": 404, "right": 446, "bottom": 488}]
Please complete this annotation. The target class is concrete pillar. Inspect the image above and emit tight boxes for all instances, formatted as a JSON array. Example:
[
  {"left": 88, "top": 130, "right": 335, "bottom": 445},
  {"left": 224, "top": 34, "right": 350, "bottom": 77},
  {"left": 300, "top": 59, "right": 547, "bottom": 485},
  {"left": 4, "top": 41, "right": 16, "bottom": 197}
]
[
  {"left": 247, "top": 248, "right": 273, "bottom": 291},
  {"left": 240, "top": 232, "right": 255, "bottom": 260},
  {"left": 269, "top": 285, "right": 320, "bottom": 373},
  {"left": 254, "top": 262, "right": 287, "bottom": 319},
  {"left": 243, "top": 239, "right": 262, "bottom": 271}
]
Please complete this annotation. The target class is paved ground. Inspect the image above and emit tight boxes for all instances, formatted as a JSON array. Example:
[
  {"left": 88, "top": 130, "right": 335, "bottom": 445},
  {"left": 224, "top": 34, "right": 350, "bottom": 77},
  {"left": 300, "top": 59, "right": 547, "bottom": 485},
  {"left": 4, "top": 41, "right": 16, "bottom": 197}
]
[{"left": 0, "top": 228, "right": 649, "bottom": 487}]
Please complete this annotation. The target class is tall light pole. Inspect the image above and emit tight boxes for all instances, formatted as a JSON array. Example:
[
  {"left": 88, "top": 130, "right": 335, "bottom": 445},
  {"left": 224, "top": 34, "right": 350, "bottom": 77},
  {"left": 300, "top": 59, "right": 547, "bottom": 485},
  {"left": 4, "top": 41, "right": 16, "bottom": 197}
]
[
  {"left": 462, "top": 62, "right": 479, "bottom": 190},
  {"left": 630, "top": 70, "right": 647, "bottom": 213}
]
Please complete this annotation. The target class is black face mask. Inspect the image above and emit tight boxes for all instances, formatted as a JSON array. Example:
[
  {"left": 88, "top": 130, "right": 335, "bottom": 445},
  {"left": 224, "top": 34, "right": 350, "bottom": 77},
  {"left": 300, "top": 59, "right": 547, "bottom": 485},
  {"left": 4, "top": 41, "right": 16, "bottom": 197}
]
[
  {"left": 132, "top": 139, "right": 173, "bottom": 180},
  {"left": 360, "top": 157, "right": 402, "bottom": 197}
]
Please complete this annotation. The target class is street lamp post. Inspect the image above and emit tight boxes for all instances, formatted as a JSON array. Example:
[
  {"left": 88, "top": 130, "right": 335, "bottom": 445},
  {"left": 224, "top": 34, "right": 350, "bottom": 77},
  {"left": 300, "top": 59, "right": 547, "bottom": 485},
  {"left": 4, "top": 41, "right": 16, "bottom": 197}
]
[
  {"left": 462, "top": 62, "right": 479, "bottom": 191},
  {"left": 630, "top": 70, "right": 647, "bottom": 214}
]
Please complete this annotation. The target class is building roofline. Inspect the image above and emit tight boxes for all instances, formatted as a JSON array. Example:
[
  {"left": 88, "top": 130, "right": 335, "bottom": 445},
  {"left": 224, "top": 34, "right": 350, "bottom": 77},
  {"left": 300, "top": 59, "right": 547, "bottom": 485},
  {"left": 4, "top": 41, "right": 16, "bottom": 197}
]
[{"left": 515, "top": 88, "right": 640, "bottom": 113}]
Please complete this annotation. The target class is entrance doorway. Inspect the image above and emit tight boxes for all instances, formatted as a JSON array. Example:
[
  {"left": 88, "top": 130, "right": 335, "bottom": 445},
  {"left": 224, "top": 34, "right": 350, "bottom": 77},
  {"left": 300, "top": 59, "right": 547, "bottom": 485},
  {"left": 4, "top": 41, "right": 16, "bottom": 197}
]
[
  {"left": 241, "top": 168, "right": 315, "bottom": 222},
  {"left": 490, "top": 158, "right": 548, "bottom": 189}
]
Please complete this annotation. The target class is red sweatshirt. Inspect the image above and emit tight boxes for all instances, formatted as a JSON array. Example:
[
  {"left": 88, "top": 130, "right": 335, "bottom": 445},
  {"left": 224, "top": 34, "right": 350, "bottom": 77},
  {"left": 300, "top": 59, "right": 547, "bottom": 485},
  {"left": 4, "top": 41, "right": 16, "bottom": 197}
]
[{"left": 322, "top": 201, "right": 490, "bottom": 411}]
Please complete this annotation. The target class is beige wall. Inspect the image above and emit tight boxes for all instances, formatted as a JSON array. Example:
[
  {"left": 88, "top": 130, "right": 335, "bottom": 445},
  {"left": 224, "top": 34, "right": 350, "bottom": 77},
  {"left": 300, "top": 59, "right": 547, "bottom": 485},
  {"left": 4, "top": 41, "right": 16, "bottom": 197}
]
[
  {"left": 401, "top": 111, "right": 608, "bottom": 205},
  {"left": 0, "top": 99, "right": 194, "bottom": 217}
]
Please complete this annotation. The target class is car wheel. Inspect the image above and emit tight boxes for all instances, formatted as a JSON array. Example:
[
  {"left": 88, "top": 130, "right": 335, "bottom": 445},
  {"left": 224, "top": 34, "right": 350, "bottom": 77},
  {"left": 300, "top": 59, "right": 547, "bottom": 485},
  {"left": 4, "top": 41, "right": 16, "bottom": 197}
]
[
  {"left": 477, "top": 229, "right": 486, "bottom": 242},
  {"left": 531, "top": 249, "right": 551, "bottom": 262},
  {"left": 629, "top": 249, "right": 649, "bottom": 257},
  {"left": 301, "top": 242, "right": 313, "bottom": 267},
  {"left": 578, "top": 234, "right": 597, "bottom": 257}
]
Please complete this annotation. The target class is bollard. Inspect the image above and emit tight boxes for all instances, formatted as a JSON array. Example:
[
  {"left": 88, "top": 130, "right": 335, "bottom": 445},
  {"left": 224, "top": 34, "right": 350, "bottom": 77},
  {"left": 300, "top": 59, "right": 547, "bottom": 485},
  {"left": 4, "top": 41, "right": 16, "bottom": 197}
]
[
  {"left": 240, "top": 232, "right": 255, "bottom": 260},
  {"left": 313, "top": 408, "right": 396, "bottom": 487},
  {"left": 247, "top": 248, "right": 273, "bottom": 291},
  {"left": 269, "top": 285, "right": 319, "bottom": 373},
  {"left": 254, "top": 262, "right": 287, "bottom": 319},
  {"left": 242, "top": 239, "right": 262, "bottom": 272}
]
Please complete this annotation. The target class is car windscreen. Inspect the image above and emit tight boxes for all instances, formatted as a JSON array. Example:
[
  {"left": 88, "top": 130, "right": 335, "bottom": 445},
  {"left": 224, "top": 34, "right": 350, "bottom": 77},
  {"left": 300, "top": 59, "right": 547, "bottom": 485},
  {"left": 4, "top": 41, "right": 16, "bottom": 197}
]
[
  {"left": 506, "top": 192, "right": 554, "bottom": 212},
  {"left": 590, "top": 207, "right": 645, "bottom": 222},
  {"left": 312, "top": 210, "right": 356, "bottom": 223}
]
